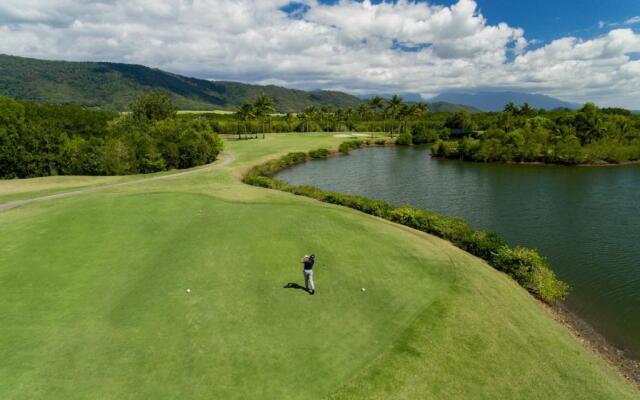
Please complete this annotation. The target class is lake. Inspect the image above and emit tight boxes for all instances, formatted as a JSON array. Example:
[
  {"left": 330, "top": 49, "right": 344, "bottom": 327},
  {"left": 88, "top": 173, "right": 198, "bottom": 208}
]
[{"left": 276, "top": 146, "right": 640, "bottom": 358}]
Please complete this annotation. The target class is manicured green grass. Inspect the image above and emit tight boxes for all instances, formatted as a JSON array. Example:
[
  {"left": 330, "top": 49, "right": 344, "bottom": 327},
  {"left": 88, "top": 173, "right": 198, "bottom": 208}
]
[
  {"left": 0, "top": 175, "right": 131, "bottom": 204},
  {"left": 1, "top": 134, "right": 637, "bottom": 399}
]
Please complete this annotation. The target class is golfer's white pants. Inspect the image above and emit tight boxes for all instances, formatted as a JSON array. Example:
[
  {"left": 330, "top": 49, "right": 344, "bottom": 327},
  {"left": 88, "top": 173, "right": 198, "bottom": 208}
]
[{"left": 304, "top": 269, "right": 315, "bottom": 291}]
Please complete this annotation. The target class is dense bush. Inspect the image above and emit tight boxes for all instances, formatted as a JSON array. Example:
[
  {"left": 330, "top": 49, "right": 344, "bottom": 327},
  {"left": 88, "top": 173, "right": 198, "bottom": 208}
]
[
  {"left": 494, "top": 247, "right": 569, "bottom": 301},
  {"left": 243, "top": 142, "right": 570, "bottom": 303},
  {"left": 395, "top": 132, "right": 413, "bottom": 146},
  {"left": 412, "top": 125, "right": 441, "bottom": 144},
  {"left": 308, "top": 148, "right": 330, "bottom": 159},
  {"left": 131, "top": 92, "right": 177, "bottom": 122},
  {"left": 338, "top": 140, "right": 364, "bottom": 154},
  {"left": 0, "top": 94, "right": 223, "bottom": 178}
]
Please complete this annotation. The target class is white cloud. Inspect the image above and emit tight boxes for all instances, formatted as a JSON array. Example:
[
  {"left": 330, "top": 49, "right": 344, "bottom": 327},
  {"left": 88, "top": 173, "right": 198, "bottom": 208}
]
[
  {"left": 625, "top": 16, "right": 640, "bottom": 25},
  {"left": 0, "top": 0, "right": 639, "bottom": 107}
]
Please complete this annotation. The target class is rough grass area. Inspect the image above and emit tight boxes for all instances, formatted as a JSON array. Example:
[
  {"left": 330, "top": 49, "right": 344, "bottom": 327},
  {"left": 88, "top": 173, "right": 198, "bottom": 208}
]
[{"left": 1, "top": 134, "right": 637, "bottom": 399}]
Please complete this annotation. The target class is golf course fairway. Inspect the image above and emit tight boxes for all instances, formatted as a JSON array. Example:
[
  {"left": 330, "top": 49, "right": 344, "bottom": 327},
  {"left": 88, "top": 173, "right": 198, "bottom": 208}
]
[{"left": 1, "top": 134, "right": 637, "bottom": 399}]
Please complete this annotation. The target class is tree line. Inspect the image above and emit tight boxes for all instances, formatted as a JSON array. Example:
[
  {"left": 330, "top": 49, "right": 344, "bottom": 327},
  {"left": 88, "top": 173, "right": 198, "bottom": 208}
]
[
  {"left": 0, "top": 92, "right": 223, "bottom": 178},
  {"left": 431, "top": 102, "right": 640, "bottom": 164},
  {"left": 227, "top": 94, "right": 640, "bottom": 165},
  {"left": 219, "top": 94, "right": 435, "bottom": 139}
]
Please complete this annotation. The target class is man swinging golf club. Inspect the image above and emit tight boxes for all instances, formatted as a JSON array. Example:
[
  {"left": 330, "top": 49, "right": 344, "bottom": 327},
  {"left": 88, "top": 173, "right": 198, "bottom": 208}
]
[{"left": 300, "top": 254, "right": 316, "bottom": 294}]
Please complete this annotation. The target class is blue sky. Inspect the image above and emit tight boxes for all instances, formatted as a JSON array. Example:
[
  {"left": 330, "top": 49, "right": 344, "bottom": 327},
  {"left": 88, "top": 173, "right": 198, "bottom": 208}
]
[
  {"left": 315, "top": 0, "right": 640, "bottom": 43},
  {"left": 1, "top": 0, "right": 640, "bottom": 107},
  {"left": 440, "top": 0, "right": 639, "bottom": 42}
]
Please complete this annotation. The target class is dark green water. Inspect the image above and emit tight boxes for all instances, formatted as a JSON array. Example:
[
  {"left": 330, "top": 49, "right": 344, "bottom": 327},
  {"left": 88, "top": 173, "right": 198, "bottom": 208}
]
[{"left": 277, "top": 146, "right": 640, "bottom": 358}]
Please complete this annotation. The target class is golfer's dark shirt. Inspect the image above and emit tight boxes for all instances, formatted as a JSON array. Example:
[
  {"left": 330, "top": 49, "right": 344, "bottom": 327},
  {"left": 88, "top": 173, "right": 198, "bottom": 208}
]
[{"left": 303, "top": 259, "right": 315, "bottom": 270}]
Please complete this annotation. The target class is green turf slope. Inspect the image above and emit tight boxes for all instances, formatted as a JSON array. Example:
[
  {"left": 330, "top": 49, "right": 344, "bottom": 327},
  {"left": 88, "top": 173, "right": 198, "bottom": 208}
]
[{"left": 0, "top": 134, "right": 637, "bottom": 399}]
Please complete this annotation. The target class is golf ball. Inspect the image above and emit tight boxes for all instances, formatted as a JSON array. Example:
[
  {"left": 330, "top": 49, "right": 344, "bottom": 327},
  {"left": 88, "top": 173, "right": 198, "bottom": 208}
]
[
  {"left": 361, "top": 288, "right": 366, "bottom": 292},
  {"left": 186, "top": 289, "right": 191, "bottom": 293}
]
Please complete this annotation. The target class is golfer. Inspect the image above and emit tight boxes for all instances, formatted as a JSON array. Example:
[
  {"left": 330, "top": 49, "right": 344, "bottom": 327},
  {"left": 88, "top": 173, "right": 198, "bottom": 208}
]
[{"left": 300, "top": 254, "right": 316, "bottom": 294}]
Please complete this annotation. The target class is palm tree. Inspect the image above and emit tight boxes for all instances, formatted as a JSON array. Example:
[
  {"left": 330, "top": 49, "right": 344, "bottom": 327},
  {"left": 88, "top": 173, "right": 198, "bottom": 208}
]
[
  {"left": 503, "top": 102, "right": 519, "bottom": 115},
  {"left": 253, "top": 92, "right": 275, "bottom": 139},
  {"left": 368, "top": 96, "right": 385, "bottom": 132},
  {"left": 368, "top": 96, "right": 385, "bottom": 114},
  {"left": 320, "top": 105, "right": 332, "bottom": 131},
  {"left": 335, "top": 108, "right": 349, "bottom": 131},
  {"left": 302, "top": 106, "right": 317, "bottom": 132},
  {"left": 235, "top": 102, "right": 255, "bottom": 140},
  {"left": 520, "top": 102, "right": 534, "bottom": 117},
  {"left": 397, "top": 103, "right": 411, "bottom": 134},
  {"left": 407, "top": 102, "right": 428, "bottom": 133},
  {"left": 344, "top": 107, "right": 356, "bottom": 131},
  {"left": 411, "top": 102, "right": 428, "bottom": 117},
  {"left": 575, "top": 103, "right": 604, "bottom": 144},
  {"left": 385, "top": 94, "right": 403, "bottom": 136},
  {"left": 357, "top": 103, "right": 369, "bottom": 121},
  {"left": 285, "top": 112, "right": 295, "bottom": 132}
]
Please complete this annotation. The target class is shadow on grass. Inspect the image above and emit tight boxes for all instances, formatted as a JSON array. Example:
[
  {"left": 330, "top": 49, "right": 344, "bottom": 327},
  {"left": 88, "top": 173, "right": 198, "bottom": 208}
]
[{"left": 283, "top": 282, "right": 312, "bottom": 295}]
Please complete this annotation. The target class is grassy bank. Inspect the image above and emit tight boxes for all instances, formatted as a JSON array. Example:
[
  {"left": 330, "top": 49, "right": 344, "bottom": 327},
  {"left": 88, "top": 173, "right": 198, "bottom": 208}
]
[{"left": 0, "top": 133, "right": 637, "bottom": 399}]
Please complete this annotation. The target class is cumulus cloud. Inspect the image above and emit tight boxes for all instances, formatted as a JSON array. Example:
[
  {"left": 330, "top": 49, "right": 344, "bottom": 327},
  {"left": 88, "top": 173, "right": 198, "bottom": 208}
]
[{"left": 0, "top": 0, "right": 638, "bottom": 107}]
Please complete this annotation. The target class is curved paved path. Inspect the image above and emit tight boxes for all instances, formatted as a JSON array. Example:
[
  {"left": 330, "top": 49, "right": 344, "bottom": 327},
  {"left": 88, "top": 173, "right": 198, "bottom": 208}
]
[{"left": 0, "top": 152, "right": 235, "bottom": 212}]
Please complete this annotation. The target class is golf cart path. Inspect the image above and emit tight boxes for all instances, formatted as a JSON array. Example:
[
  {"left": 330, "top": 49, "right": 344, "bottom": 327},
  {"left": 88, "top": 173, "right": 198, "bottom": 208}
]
[{"left": 0, "top": 152, "right": 235, "bottom": 212}]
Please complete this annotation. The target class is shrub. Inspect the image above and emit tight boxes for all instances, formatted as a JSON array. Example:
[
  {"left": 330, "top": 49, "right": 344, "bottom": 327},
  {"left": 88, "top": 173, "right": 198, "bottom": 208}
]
[
  {"left": 396, "top": 132, "right": 413, "bottom": 146},
  {"left": 375, "top": 139, "right": 387, "bottom": 145},
  {"left": 245, "top": 151, "right": 307, "bottom": 178},
  {"left": 460, "top": 230, "right": 507, "bottom": 261},
  {"left": 493, "top": 247, "right": 569, "bottom": 302},
  {"left": 338, "top": 140, "right": 363, "bottom": 154},
  {"left": 431, "top": 140, "right": 460, "bottom": 158},
  {"left": 308, "top": 148, "right": 330, "bottom": 159},
  {"left": 412, "top": 125, "right": 441, "bottom": 144}
]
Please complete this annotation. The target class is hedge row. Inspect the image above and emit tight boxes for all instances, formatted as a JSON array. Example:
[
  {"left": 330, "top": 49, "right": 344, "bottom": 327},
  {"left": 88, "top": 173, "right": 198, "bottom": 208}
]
[{"left": 242, "top": 144, "right": 570, "bottom": 303}]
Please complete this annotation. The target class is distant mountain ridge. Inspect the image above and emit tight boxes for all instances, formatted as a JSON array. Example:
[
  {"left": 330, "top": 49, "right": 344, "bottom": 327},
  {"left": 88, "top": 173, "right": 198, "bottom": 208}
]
[
  {"left": 0, "top": 54, "right": 362, "bottom": 112},
  {"left": 357, "top": 93, "right": 481, "bottom": 113},
  {"left": 429, "top": 91, "right": 582, "bottom": 112}
]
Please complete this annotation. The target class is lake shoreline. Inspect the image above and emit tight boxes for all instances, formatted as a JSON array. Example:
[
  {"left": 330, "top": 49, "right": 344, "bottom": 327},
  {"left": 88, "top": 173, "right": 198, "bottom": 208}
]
[
  {"left": 273, "top": 141, "right": 640, "bottom": 388},
  {"left": 547, "top": 304, "right": 640, "bottom": 388},
  {"left": 430, "top": 154, "right": 640, "bottom": 167}
]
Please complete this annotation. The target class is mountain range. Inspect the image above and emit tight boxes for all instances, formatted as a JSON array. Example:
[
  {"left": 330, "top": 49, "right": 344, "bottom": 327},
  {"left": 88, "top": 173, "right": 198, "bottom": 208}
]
[
  {"left": 0, "top": 54, "right": 361, "bottom": 112},
  {"left": 429, "top": 91, "right": 582, "bottom": 112},
  {"left": 1, "top": 54, "right": 588, "bottom": 113}
]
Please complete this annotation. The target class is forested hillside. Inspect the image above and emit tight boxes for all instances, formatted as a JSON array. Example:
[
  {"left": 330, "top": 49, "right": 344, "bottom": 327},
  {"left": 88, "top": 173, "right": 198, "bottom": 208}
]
[{"left": 0, "top": 54, "right": 362, "bottom": 112}]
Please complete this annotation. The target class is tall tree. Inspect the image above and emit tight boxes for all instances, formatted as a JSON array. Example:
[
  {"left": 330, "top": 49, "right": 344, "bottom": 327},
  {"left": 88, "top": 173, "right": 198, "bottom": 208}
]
[
  {"left": 575, "top": 102, "right": 603, "bottom": 144},
  {"left": 503, "top": 102, "right": 519, "bottom": 115},
  {"left": 285, "top": 112, "right": 295, "bottom": 132},
  {"left": 253, "top": 93, "right": 275, "bottom": 139},
  {"left": 235, "top": 102, "right": 255, "bottom": 139},
  {"left": 302, "top": 106, "right": 317, "bottom": 132},
  {"left": 320, "top": 105, "right": 333, "bottom": 131},
  {"left": 520, "top": 102, "right": 534, "bottom": 117},
  {"left": 368, "top": 96, "right": 385, "bottom": 132},
  {"left": 385, "top": 94, "right": 403, "bottom": 136},
  {"left": 130, "top": 91, "right": 176, "bottom": 123},
  {"left": 357, "top": 103, "right": 369, "bottom": 121}
]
